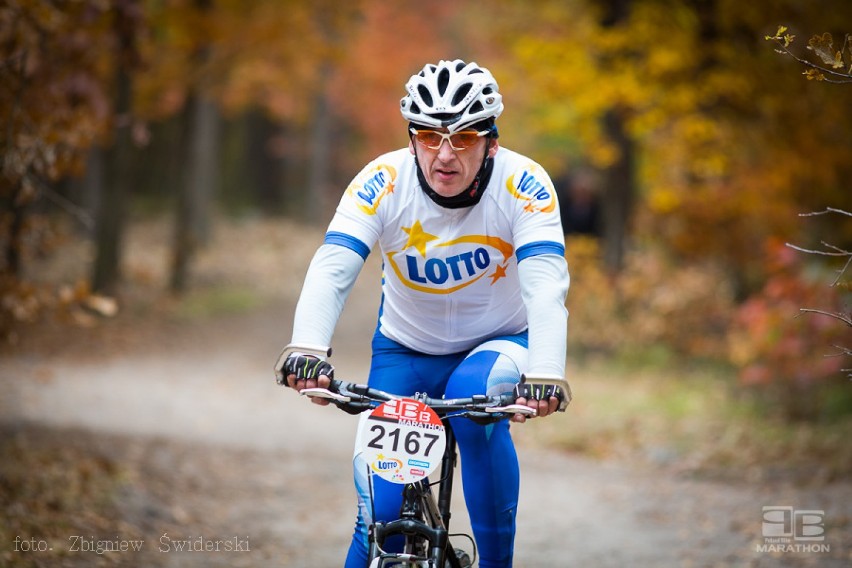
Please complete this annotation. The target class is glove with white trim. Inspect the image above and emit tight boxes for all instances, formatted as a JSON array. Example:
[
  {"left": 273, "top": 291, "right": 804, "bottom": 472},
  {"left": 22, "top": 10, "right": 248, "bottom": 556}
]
[
  {"left": 513, "top": 374, "right": 572, "bottom": 412},
  {"left": 275, "top": 352, "right": 334, "bottom": 387}
]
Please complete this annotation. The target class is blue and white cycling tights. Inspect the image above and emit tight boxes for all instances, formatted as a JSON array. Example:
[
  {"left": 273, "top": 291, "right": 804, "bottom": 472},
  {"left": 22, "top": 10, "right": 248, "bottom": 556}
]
[{"left": 344, "top": 330, "right": 529, "bottom": 568}]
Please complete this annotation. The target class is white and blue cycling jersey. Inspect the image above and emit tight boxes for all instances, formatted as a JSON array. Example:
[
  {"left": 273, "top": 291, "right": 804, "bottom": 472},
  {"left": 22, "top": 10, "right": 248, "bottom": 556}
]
[{"left": 292, "top": 145, "right": 569, "bottom": 378}]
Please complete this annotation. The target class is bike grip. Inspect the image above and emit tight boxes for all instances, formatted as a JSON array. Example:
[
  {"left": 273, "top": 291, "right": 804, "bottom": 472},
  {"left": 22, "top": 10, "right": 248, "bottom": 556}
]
[{"left": 499, "top": 391, "right": 518, "bottom": 406}]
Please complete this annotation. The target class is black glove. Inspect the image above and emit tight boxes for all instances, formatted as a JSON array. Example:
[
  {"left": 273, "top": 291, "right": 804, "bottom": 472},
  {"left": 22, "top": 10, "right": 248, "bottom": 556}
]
[
  {"left": 514, "top": 380, "right": 569, "bottom": 411},
  {"left": 277, "top": 353, "right": 334, "bottom": 386}
]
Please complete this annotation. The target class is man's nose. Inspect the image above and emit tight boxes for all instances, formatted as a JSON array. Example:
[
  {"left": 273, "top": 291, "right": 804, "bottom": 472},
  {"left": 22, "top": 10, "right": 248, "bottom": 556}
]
[{"left": 436, "top": 138, "right": 456, "bottom": 159}]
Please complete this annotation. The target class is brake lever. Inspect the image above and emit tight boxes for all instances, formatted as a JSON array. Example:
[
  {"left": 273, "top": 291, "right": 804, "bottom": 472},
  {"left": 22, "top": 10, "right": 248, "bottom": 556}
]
[
  {"left": 300, "top": 387, "right": 351, "bottom": 403},
  {"left": 486, "top": 404, "right": 537, "bottom": 416}
]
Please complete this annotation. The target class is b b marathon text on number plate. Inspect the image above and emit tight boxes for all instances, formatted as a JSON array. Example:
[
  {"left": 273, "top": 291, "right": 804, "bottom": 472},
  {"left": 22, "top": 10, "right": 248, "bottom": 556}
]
[{"left": 358, "top": 398, "right": 446, "bottom": 484}]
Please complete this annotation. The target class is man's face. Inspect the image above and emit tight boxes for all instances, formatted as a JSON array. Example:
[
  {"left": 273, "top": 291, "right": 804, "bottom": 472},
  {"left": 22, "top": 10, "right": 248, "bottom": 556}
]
[{"left": 409, "top": 128, "right": 499, "bottom": 198}]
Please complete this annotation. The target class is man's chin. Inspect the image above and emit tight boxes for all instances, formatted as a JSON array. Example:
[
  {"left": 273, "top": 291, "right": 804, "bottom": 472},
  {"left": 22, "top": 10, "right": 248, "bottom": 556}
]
[{"left": 430, "top": 182, "right": 465, "bottom": 198}]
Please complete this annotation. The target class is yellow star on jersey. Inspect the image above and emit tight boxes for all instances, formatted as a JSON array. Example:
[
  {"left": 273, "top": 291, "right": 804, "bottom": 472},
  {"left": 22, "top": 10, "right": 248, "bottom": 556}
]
[{"left": 402, "top": 220, "right": 439, "bottom": 257}]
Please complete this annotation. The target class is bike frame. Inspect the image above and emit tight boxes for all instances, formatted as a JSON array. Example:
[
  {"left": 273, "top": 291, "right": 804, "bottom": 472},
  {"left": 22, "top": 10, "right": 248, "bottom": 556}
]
[{"left": 367, "top": 422, "right": 466, "bottom": 567}]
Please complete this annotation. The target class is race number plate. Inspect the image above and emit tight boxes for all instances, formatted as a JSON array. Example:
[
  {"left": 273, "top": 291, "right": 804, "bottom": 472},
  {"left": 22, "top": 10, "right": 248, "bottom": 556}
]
[{"left": 357, "top": 398, "right": 446, "bottom": 484}]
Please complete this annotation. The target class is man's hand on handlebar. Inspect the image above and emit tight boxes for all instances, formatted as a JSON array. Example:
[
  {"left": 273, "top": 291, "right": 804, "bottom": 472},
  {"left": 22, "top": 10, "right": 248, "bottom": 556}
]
[
  {"left": 511, "top": 394, "right": 559, "bottom": 423},
  {"left": 511, "top": 378, "right": 569, "bottom": 423},
  {"left": 279, "top": 352, "right": 335, "bottom": 406}
]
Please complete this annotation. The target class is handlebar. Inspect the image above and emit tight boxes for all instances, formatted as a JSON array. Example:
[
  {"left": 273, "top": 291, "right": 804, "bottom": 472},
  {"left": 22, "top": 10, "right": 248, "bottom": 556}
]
[
  {"left": 278, "top": 343, "right": 569, "bottom": 421},
  {"left": 301, "top": 379, "right": 537, "bottom": 422}
]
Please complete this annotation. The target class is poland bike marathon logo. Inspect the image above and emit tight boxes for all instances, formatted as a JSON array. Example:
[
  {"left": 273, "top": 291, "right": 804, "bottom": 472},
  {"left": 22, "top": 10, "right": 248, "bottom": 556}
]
[
  {"left": 505, "top": 163, "right": 556, "bottom": 214},
  {"left": 386, "top": 220, "right": 514, "bottom": 294}
]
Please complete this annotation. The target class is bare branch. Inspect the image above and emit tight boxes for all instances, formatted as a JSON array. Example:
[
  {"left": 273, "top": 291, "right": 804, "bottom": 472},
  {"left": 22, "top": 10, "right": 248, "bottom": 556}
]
[
  {"left": 770, "top": 40, "right": 852, "bottom": 83},
  {"left": 821, "top": 242, "right": 851, "bottom": 254},
  {"left": 799, "top": 207, "right": 852, "bottom": 218},
  {"left": 822, "top": 346, "right": 852, "bottom": 360},
  {"left": 798, "top": 308, "right": 852, "bottom": 327},
  {"left": 787, "top": 207, "right": 852, "bottom": 286},
  {"left": 831, "top": 255, "right": 852, "bottom": 287},
  {"left": 28, "top": 174, "right": 94, "bottom": 231},
  {"left": 785, "top": 243, "right": 849, "bottom": 257},
  {"left": 826, "top": 346, "right": 852, "bottom": 379}
]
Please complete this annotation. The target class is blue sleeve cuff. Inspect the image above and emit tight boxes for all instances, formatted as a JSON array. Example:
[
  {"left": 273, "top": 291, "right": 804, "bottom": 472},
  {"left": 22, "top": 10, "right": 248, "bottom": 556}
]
[
  {"left": 324, "top": 231, "right": 371, "bottom": 260},
  {"left": 516, "top": 241, "right": 565, "bottom": 263}
]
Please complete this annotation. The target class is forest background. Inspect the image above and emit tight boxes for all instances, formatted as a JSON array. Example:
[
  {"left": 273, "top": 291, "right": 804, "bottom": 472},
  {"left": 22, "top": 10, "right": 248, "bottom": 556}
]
[{"left": 1, "top": 0, "right": 851, "bottom": 469}]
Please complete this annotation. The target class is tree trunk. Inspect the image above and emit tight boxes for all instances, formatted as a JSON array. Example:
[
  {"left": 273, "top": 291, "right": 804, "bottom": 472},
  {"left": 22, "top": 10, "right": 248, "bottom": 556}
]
[
  {"left": 83, "top": 146, "right": 104, "bottom": 230},
  {"left": 169, "top": 0, "right": 218, "bottom": 294},
  {"left": 169, "top": 96, "right": 194, "bottom": 295},
  {"left": 92, "top": 65, "right": 132, "bottom": 295},
  {"left": 600, "top": 110, "right": 636, "bottom": 274},
  {"left": 91, "top": 1, "right": 141, "bottom": 295},
  {"left": 598, "top": 0, "right": 636, "bottom": 275},
  {"left": 187, "top": 93, "right": 219, "bottom": 246},
  {"left": 244, "top": 109, "right": 281, "bottom": 211},
  {"left": 4, "top": 184, "right": 26, "bottom": 277},
  {"left": 276, "top": 123, "right": 299, "bottom": 214},
  {"left": 170, "top": 92, "right": 220, "bottom": 294},
  {"left": 306, "top": 64, "right": 332, "bottom": 222}
]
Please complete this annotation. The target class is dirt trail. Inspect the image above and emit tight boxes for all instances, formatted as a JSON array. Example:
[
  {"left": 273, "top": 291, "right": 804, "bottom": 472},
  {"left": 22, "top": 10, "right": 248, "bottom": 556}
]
[{"left": 1, "top": 249, "right": 850, "bottom": 567}]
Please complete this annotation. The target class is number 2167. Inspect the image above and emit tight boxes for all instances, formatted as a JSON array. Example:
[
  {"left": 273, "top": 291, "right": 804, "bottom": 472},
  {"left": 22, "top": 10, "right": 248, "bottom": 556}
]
[{"left": 368, "top": 425, "right": 440, "bottom": 456}]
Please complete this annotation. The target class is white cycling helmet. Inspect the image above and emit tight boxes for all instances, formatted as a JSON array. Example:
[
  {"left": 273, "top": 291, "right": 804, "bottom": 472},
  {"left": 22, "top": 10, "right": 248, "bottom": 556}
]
[{"left": 400, "top": 60, "right": 504, "bottom": 133}]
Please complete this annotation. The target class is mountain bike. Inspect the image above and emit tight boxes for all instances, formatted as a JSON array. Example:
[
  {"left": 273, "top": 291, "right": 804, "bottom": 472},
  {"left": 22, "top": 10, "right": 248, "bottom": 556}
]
[{"left": 300, "top": 378, "right": 537, "bottom": 567}]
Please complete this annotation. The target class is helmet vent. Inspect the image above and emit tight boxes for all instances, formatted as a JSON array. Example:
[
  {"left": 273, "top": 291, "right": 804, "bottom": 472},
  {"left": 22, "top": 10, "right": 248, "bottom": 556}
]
[
  {"left": 452, "top": 83, "right": 473, "bottom": 106},
  {"left": 469, "top": 101, "right": 484, "bottom": 115},
  {"left": 417, "top": 85, "right": 433, "bottom": 107},
  {"left": 437, "top": 68, "right": 450, "bottom": 96}
]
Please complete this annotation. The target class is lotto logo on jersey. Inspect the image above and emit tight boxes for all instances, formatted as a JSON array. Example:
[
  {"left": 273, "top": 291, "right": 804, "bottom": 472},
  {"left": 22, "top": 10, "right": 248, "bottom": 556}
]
[
  {"left": 385, "top": 220, "right": 514, "bottom": 294},
  {"left": 505, "top": 163, "right": 556, "bottom": 214},
  {"left": 345, "top": 163, "right": 397, "bottom": 215}
]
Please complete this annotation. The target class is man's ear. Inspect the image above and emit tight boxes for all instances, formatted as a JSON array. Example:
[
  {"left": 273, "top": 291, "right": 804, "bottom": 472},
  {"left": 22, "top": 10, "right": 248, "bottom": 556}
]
[
  {"left": 409, "top": 139, "right": 416, "bottom": 155},
  {"left": 488, "top": 139, "right": 500, "bottom": 158}
]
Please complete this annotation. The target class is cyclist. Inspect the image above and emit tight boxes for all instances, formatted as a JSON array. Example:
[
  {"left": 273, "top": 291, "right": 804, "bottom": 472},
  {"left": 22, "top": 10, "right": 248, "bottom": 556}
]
[{"left": 276, "top": 59, "right": 570, "bottom": 568}]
